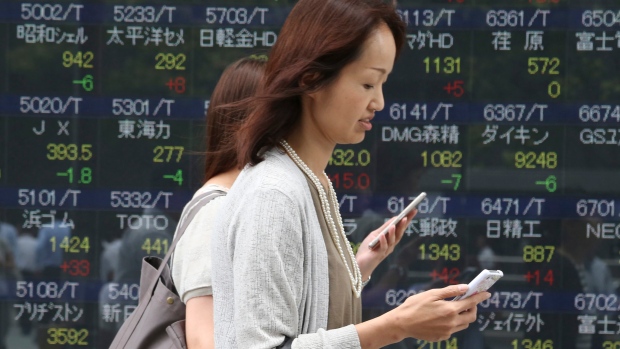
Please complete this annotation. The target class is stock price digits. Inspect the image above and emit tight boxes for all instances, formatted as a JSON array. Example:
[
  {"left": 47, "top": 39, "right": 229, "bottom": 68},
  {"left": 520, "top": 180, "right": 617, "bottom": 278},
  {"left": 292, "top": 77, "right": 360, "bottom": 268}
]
[
  {"left": 57, "top": 167, "right": 93, "bottom": 184},
  {"left": 416, "top": 339, "right": 458, "bottom": 349},
  {"left": 50, "top": 236, "right": 90, "bottom": 253},
  {"left": 512, "top": 339, "right": 553, "bottom": 349},
  {"left": 429, "top": 267, "right": 460, "bottom": 285},
  {"left": 419, "top": 244, "right": 460, "bottom": 261},
  {"left": 60, "top": 259, "right": 90, "bottom": 277},
  {"left": 329, "top": 148, "right": 371, "bottom": 167},
  {"left": 424, "top": 57, "right": 461, "bottom": 74},
  {"left": 603, "top": 342, "right": 620, "bottom": 349},
  {"left": 525, "top": 269, "right": 554, "bottom": 286},
  {"left": 62, "top": 51, "right": 94, "bottom": 68},
  {"left": 421, "top": 151, "right": 462, "bottom": 168},
  {"left": 155, "top": 53, "right": 186, "bottom": 70},
  {"left": 141, "top": 238, "right": 169, "bottom": 255},
  {"left": 47, "top": 143, "right": 93, "bottom": 161},
  {"left": 153, "top": 146, "right": 184, "bottom": 163},
  {"left": 47, "top": 328, "right": 89, "bottom": 346},
  {"left": 329, "top": 172, "right": 370, "bottom": 190},
  {"left": 515, "top": 152, "right": 557, "bottom": 169},
  {"left": 523, "top": 245, "right": 555, "bottom": 263}
]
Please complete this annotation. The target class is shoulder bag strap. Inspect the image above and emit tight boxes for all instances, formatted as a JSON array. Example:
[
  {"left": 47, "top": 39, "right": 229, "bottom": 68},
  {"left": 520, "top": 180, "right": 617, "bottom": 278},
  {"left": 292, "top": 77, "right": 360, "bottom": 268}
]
[{"left": 149, "top": 189, "right": 226, "bottom": 290}]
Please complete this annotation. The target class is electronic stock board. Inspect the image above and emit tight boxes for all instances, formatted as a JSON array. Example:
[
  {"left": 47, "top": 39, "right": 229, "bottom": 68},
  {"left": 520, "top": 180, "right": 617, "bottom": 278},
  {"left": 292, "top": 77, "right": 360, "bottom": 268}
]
[{"left": 1, "top": 0, "right": 620, "bottom": 348}]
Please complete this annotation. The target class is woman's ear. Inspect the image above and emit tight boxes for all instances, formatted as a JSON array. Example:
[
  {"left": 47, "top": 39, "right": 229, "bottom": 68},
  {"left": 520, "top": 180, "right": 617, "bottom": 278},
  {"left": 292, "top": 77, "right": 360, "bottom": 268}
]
[
  {"left": 299, "top": 71, "right": 321, "bottom": 89},
  {"left": 299, "top": 71, "right": 322, "bottom": 99}
]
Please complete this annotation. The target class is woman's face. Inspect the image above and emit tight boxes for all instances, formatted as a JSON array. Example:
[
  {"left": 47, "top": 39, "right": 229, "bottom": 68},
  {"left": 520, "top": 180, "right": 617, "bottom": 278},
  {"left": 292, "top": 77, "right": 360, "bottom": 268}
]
[{"left": 305, "top": 22, "right": 397, "bottom": 146}]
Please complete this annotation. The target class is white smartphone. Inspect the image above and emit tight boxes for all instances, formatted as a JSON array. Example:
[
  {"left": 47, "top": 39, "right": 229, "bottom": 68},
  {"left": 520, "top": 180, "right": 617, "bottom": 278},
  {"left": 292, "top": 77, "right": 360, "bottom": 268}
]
[
  {"left": 368, "top": 192, "right": 426, "bottom": 249},
  {"left": 452, "top": 269, "right": 503, "bottom": 301}
]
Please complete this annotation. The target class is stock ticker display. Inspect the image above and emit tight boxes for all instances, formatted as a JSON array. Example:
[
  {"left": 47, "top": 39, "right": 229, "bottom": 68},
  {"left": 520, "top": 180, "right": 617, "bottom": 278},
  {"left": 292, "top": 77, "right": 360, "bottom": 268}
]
[{"left": 1, "top": 0, "right": 620, "bottom": 348}]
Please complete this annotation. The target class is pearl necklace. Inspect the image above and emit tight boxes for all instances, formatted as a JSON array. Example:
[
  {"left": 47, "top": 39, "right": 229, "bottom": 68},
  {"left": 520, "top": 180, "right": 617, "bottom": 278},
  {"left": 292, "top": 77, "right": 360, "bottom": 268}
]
[{"left": 280, "top": 140, "right": 363, "bottom": 298}]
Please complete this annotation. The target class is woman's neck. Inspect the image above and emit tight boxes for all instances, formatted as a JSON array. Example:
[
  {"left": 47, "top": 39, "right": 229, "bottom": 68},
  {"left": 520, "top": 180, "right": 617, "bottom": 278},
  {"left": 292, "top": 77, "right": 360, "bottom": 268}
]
[{"left": 284, "top": 131, "right": 334, "bottom": 180}]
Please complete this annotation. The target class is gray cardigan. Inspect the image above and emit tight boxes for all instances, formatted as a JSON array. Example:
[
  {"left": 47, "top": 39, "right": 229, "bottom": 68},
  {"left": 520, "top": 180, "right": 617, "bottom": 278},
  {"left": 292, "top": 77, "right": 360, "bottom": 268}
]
[{"left": 211, "top": 148, "right": 361, "bottom": 349}]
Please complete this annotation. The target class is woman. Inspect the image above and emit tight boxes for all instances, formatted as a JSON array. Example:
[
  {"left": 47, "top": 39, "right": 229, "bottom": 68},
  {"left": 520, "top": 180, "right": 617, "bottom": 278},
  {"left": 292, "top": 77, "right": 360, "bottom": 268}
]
[
  {"left": 171, "top": 55, "right": 267, "bottom": 349},
  {"left": 212, "top": 1, "right": 491, "bottom": 348}
]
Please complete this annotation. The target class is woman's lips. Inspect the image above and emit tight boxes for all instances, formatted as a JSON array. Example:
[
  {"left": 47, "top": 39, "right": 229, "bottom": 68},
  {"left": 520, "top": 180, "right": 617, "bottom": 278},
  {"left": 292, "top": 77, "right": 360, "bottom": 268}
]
[{"left": 359, "top": 119, "right": 372, "bottom": 131}]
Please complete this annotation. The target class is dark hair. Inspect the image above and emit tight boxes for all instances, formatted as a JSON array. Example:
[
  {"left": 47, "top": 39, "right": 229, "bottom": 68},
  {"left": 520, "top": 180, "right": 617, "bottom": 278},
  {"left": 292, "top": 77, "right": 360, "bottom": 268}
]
[
  {"left": 235, "top": 0, "right": 406, "bottom": 167},
  {"left": 204, "top": 56, "right": 267, "bottom": 181}
]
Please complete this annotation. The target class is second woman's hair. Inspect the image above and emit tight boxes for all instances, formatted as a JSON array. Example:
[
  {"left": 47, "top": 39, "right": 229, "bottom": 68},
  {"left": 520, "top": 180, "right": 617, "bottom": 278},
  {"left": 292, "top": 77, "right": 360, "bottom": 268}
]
[
  {"left": 236, "top": 0, "right": 406, "bottom": 167},
  {"left": 204, "top": 56, "right": 267, "bottom": 181}
]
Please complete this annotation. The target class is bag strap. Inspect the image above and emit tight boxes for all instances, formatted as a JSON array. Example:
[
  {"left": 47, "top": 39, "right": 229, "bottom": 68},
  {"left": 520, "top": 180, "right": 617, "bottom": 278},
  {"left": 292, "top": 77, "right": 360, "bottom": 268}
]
[{"left": 149, "top": 189, "right": 226, "bottom": 291}]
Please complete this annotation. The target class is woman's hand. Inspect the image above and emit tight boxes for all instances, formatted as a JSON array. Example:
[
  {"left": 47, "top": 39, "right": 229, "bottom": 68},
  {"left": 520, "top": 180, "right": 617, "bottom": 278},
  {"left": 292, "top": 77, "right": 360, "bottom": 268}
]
[
  {"left": 356, "top": 209, "right": 417, "bottom": 280},
  {"left": 390, "top": 285, "right": 488, "bottom": 342},
  {"left": 355, "top": 285, "right": 490, "bottom": 349}
]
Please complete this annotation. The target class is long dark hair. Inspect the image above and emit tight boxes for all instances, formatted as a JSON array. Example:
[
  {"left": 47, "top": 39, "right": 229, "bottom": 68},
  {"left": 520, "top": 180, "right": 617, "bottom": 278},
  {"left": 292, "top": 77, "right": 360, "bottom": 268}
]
[
  {"left": 204, "top": 56, "right": 267, "bottom": 181},
  {"left": 235, "top": 0, "right": 405, "bottom": 167}
]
